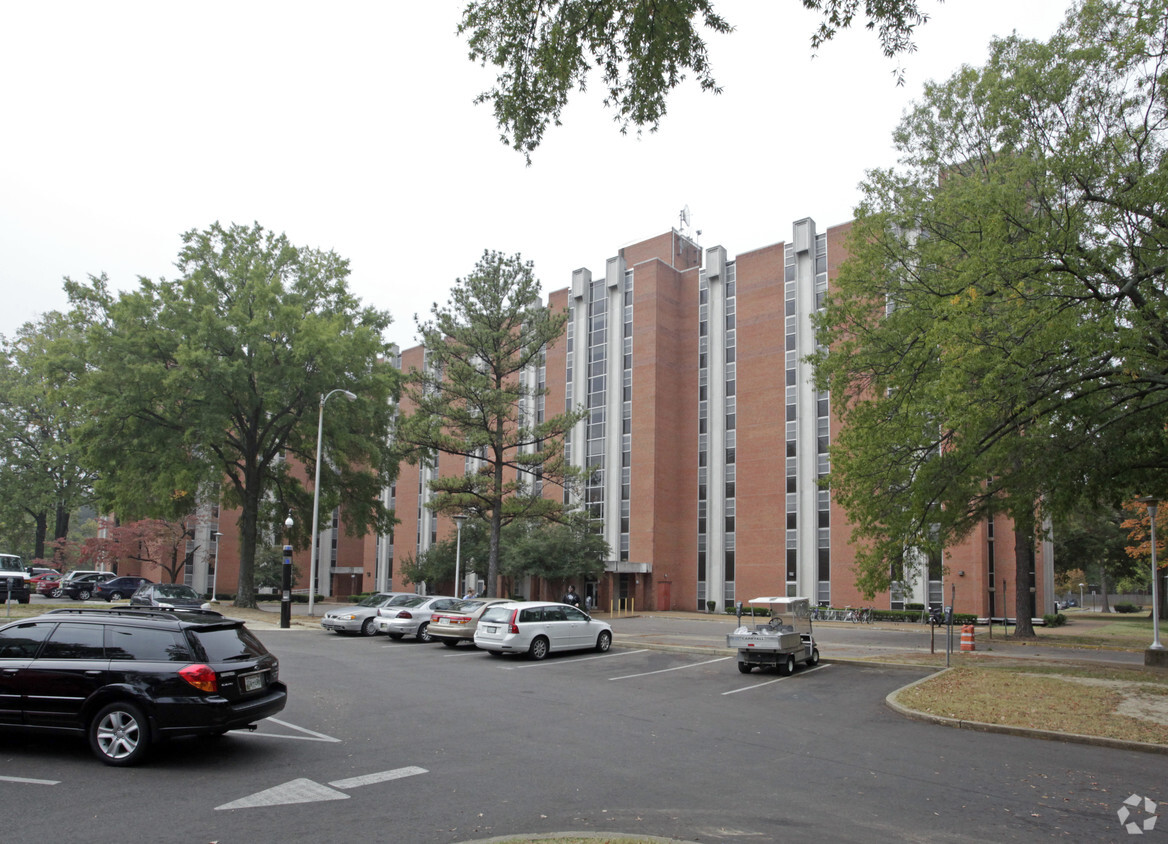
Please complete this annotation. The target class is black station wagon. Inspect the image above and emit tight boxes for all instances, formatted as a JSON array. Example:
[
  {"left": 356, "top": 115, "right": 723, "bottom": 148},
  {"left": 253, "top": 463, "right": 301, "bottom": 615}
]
[{"left": 0, "top": 607, "right": 287, "bottom": 765}]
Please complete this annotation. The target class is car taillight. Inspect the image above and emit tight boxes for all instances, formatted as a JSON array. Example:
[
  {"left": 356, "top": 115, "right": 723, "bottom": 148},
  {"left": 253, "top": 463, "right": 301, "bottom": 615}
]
[
  {"left": 397, "top": 611, "right": 413, "bottom": 619},
  {"left": 509, "top": 609, "right": 520, "bottom": 634},
  {"left": 179, "top": 664, "right": 218, "bottom": 693}
]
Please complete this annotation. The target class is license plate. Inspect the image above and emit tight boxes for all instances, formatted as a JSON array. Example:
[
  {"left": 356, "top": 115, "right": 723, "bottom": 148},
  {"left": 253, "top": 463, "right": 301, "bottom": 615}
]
[
  {"left": 241, "top": 672, "right": 264, "bottom": 692},
  {"left": 484, "top": 625, "right": 496, "bottom": 634}
]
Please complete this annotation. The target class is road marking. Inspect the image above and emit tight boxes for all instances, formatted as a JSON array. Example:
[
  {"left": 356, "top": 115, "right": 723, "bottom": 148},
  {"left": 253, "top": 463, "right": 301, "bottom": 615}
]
[
  {"left": 216, "top": 767, "right": 428, "bottom": 811},
  {"left": 722, "top": 663, "right": 834, "bottom": 695},
  {"left": 505, "top": 649, "right": 647, "bottom": 669},
  {"left": 237, "top": 717, "right": 341, "bottom": 742},
  {"left": 609, "top": 656, "right": 732, "bottom": 680},
  {"left": 0, "top": 775, "right": 59, "bottom": 785},
  {"left": 216, "top": 778, "right": 348, "bottom": 810},
  {"left": 329, "top": 766, "right": 427, "bottom": 789}
]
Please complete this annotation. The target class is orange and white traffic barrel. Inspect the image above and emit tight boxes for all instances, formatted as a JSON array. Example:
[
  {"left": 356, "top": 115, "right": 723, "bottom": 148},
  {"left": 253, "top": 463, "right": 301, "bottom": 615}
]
[{"left": 960, "top": 624, "right": 975, "bottom": 651}]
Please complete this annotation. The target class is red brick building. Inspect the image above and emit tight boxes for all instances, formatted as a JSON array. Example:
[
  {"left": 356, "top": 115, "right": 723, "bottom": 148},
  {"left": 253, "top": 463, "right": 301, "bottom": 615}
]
[{"left": 197, "top": 219, "right": 1053, "bottom": 618}]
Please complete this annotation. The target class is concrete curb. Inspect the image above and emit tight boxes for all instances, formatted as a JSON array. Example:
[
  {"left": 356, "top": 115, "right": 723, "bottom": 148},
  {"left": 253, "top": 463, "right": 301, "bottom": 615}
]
[{"left": 884, "top": 668, "right": 1168, "bottom": 756}]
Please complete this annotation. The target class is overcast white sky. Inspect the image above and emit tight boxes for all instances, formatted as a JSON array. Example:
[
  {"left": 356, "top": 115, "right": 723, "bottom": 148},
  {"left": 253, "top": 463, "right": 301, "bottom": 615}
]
[{"left": 1, "top": 1, "right": 1072, "bottom": 352}]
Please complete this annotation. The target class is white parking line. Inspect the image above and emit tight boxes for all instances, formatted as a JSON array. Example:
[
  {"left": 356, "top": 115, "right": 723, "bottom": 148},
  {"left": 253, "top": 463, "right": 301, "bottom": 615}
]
[
  {"left": 505, "top": 649, "right": 647, "bottom": 669},
  {"left": 0, "top": 775, "right": 59, "bottom": 785},
  {"left": 609, "top": 656, "right": 732, "bottom": 680},
  {"left": 722, "top": 663, "right": 834, "bottom": 694},
  {"left": 239, "top": 718, "right": 342, "bottom": 742}
]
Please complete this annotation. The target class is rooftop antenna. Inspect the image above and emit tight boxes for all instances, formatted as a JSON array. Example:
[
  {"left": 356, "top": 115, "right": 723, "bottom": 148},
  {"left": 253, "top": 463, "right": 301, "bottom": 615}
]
[{"left": 679, "top": 204, "right": 691, "bottom": 232}]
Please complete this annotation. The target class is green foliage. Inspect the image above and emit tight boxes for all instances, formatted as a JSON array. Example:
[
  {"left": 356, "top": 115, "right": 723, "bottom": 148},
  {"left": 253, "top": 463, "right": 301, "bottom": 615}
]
[
  {"left": 1113, "top": 603, "right": 1142, "bottom": 614},
  {"left": 812, "top": 1, "right": 1168, "bottom": 632},
  {"left": 1054, "top": 505, "right": 1141, "bottom": 594},
  {"left": 1042, "top": 612, "right": 1067, "bottom": 627},
  {"left": 65, "top": 222, "right": 400, "bottom": 607},
  {"left": 254, "top": 545, "right": 301, "bottom": 592},
  {"left": 0, "top": 311, "right": 98, "bottom": 559},
  {"left": 396, "top": 250, "right": 585, "bottom": 596},
  {"left": 501, "top": 513, "right": 609, "bottom": 584},
  {"left": 399, "top": 513, "right": 608, "bottom": 594},
  {"left": 459, "top": 1, "right": 932, "bottom": 157}
]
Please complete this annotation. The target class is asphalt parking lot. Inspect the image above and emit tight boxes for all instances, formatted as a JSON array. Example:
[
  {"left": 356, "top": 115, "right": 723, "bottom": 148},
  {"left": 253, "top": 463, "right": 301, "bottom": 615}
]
[{"left": 1, "top": 626, "right": 1164, "bottom": 844}]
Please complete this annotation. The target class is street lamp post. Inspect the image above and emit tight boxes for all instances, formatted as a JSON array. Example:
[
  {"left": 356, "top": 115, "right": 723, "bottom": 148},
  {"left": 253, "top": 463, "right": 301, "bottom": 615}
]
[
  {"left": 210, "top": 531, "right": 223, "bottom": 601},
  {"left": 281, "top": 512, "right": 294, "bottom": 629},
  {"left": 1079, "top": 582, "right": 1084, "bottom": 612},
  {"left": 453, "top": 514, "right": 467, "bottom": 597},
  {"left": 308, "top": 388, "right": 357, "bottom": 617},
  {"left": 1138, "top": 497, "right": 1163, "bottom": 652}
]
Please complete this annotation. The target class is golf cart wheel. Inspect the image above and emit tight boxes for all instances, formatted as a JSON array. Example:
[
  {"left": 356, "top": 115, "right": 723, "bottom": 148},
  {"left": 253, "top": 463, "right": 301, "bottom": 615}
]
[
  {"left": 738, "top": 662, "right": 753, "bottom": 674},
  {"left": 808, "top": 648, "right": 820, "bottom": 666},
  {"left": 782, "top": 654, "right": 795, "bottom": 675}
]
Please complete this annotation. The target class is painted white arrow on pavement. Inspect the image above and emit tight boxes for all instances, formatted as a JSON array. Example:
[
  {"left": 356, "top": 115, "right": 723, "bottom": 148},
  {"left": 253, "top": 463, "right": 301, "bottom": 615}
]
[{"left": 215, "top": 767, "right": 428, "bottom": 811}]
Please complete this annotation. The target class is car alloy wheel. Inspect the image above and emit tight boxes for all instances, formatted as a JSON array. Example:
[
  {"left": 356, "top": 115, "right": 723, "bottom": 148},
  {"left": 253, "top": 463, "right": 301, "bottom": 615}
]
[
  {"left": 595, "top": 630, "right": 612, "bottom": 652},
  {"left": 89, "top": 701, "right": 149, "bottom": 766},
  {"left": 528, "top": 636, "right": 549, "bottom": 660}
]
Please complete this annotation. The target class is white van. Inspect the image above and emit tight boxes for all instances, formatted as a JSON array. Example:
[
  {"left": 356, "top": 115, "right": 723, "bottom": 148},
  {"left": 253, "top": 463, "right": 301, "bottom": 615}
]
[{"left": 0, "top": 554, "right": 31, "bottom": 603}]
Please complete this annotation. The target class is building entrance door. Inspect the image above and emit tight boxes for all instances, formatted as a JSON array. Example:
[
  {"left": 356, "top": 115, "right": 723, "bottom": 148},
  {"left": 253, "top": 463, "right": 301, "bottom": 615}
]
[{"left": 655, "top": 580, "right": 671, "bottom": 611}]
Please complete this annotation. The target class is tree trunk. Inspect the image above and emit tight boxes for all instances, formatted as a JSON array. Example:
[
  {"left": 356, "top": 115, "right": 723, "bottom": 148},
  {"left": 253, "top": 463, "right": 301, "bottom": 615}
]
[
  {"left": 233, "top": 466, "right": 263, "bottom": 608},
  {"left": 54, "top": 503, "right": 70, "bottom": 540},
  {"left": 1012, "top": 525, "right": 1036, "bottom": 639},
  {"left": 1099, "top": 565, "right": 1111, "bottom": 614},
  {"left": 29, "top": 510, "right": 47, "bottom": 560}
]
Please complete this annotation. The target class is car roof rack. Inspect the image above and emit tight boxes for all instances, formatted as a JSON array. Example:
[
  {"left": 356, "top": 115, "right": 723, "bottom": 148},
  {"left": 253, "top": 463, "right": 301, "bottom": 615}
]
[{"left": 45, "top": 606, "right": 226, "bottom": 620}]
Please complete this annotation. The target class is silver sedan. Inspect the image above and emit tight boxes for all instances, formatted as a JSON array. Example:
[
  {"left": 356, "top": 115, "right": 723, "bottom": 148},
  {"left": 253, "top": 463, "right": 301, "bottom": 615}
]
[
  {"left": 374, "top": 595, "right": 460, "bottom": 642},
  {"left": 321, "top": 592, "right": 413, "bottom": 636}
]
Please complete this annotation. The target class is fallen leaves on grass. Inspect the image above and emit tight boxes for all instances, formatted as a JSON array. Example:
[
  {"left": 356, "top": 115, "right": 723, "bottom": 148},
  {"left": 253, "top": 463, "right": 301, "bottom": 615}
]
[{"left": 895, "top": 666, "right": 1168, "bottom": 746}]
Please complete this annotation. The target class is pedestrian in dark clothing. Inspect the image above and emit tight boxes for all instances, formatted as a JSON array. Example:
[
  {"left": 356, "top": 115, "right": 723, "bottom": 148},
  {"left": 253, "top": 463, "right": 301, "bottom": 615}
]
[{"left": 563, "top": 585, "right": 580, "bottom": 607}]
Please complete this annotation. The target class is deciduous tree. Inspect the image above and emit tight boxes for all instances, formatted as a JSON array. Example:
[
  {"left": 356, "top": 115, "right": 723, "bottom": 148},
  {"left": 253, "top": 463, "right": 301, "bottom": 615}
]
[
  {"left": 0, "top": 312, "right": 97, "bottom": 560},
  {"left": 813, "top": 0, "right": 1168, "bottom": 637},
  {"left": 66, "top": 222, "right": 400, "bottom": 607},
  {"left": 460, "top": 0, "right": 936, "bottom": 157}
]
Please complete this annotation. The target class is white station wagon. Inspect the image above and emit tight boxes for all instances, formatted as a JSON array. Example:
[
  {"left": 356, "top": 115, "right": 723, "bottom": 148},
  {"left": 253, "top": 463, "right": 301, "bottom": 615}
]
[{"left": 473, "top": 601, "right": 613, "bottom": 660}]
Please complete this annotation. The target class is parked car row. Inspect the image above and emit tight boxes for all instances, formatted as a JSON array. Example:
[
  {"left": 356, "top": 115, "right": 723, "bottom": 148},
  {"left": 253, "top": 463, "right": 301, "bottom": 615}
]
[{"left": 322, "top": 594, "right": 613, "bottom": 661}]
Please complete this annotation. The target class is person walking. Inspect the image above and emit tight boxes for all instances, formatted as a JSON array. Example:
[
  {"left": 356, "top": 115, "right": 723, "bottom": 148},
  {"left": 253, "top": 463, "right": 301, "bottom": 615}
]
[{"left": 562, "top": 584, "right": 580, "bottom": 607}]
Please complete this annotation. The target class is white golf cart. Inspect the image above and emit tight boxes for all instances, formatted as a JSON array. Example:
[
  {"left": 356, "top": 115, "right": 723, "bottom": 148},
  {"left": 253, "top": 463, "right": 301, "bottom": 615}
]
[{"left": 726, "top": 596, "right": 820, "bottom": 675}]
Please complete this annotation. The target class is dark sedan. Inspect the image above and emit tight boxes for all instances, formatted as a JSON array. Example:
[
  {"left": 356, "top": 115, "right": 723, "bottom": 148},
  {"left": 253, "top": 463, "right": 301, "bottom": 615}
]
[
  {"left": 94, "top": 576, "right": 152, "bottom": 602},
  {"left": 61, "top": 572, "right": 116, "bottom": 601}
]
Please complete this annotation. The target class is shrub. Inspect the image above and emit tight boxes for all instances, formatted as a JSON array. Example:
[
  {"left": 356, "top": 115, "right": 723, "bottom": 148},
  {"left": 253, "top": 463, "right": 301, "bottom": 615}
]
[
  {"left": 1042, "top": 612, "right": 1067, "bottom": 627},
  {"left": 1114, "top": 603, "right": 1142, "bottom": 614}
]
